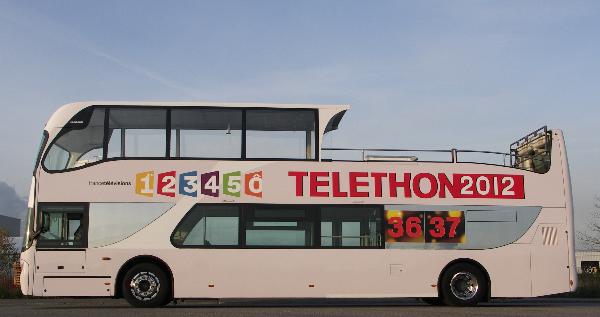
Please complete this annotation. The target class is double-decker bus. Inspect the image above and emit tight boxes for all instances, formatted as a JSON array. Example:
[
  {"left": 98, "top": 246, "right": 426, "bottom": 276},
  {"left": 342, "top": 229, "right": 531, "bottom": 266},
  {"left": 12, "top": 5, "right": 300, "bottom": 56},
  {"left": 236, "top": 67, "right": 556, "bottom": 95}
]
[{"left": 19, "top": 101, "right": 576, "bottom": 307}]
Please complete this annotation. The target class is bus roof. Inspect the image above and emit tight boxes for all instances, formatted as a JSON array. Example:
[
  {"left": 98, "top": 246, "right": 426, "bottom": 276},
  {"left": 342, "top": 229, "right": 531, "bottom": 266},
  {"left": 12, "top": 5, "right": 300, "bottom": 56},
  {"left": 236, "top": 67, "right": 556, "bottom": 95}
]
[{"left": 45, "top": 101, "right": 350, "bottom": 129}]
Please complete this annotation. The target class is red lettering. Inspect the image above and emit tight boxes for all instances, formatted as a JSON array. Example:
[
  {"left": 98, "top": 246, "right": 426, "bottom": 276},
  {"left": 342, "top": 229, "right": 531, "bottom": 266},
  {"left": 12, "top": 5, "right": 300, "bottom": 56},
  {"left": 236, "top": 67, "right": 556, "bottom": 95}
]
[
  {"left": 438, "top": 173, "right": 460, "bottom": 198},
  {"left": 331, "top": 172, "right": 348, "bottom": 197},
  {"left": 288, "top": 171, "right": 308, "bottom": 196},
  {"left": 371, "top": 172, "right": 387, "bottom": 197},
  {"left": 349, "top": 172, "right": 369, "bottom": 197},
  {"left": 389, "top": 173, "right": 412, "bottom": 198},
  {"left": 453, "top": 174, "right": 525, "bottom": 199},
  {"left": 413, "top": 173, "right": 438, "bottom": 198},
  {"left": 289, "top": 171, "right": 525, "bottom": 200},
  {"left": 310, "top": 172, "right": 330, "bottom": 197}
]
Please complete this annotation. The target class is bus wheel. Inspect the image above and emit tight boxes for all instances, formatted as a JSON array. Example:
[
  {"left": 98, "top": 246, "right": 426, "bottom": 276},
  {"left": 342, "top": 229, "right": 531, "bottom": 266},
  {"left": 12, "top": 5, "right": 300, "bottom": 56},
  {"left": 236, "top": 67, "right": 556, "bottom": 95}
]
[
  {"left": 441, "top": 263, "right": 487, "bottom": 306},
  {"left": 122, "top": 263, "right": 171, "bottom": 308}
]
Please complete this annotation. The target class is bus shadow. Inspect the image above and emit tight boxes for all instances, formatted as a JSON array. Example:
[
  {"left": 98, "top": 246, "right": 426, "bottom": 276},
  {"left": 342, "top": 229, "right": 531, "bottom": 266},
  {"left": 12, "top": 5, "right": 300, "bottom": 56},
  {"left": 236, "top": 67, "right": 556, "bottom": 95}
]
[{"left": 36, "top": 298, "right": 600, "bottom": 310}]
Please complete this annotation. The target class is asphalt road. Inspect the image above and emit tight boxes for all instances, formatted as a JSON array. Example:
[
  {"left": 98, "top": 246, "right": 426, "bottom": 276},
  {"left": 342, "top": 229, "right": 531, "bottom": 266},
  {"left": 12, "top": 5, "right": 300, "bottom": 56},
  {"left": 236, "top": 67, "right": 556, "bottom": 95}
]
[{"left": 1, "top": 298, "right": 599, "bottom": 317}]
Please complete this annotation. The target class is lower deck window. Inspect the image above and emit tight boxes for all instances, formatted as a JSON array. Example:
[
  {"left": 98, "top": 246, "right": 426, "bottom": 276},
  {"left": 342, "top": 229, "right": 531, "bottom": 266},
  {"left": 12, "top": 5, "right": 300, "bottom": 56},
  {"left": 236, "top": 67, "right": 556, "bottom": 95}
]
[
  {"left": 37, "top": 204, "right": 87, "bottom": 248},
  {"left": 245, "top": 207, "right": 314, "bottom": 247},
  {"left": 171, "top": 205, "right": 239, "bottom": 247},
  {"left": 171, "top": 204, "right": 383, "bottom": 248},
  {"left": 320, "top": 206, "right": 382, "bottom": 247}
]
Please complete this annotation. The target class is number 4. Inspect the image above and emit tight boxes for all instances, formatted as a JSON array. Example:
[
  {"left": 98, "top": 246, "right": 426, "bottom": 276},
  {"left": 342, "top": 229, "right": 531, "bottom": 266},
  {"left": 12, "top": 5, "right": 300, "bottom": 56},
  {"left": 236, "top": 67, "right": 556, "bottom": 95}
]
[{"left": 201, "top": 171, "right": 220, "bottom": 197}]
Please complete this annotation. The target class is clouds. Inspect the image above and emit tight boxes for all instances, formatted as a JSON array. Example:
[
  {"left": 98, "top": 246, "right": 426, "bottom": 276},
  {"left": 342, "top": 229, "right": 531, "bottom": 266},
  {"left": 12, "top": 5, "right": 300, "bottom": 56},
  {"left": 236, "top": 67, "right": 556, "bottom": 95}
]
[{"left": 0, "top": 2, "right": 199, "bottom": 98}]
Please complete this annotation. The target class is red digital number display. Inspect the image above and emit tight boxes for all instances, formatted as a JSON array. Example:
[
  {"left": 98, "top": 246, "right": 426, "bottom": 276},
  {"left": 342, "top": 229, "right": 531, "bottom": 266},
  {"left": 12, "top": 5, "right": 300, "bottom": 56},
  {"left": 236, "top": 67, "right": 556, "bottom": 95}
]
[
  {"left": 385, "top": 210, "right": 466, "bottom": 243},
  {"left": 387, "top": 215, "right": 423, "bottom": 239}
]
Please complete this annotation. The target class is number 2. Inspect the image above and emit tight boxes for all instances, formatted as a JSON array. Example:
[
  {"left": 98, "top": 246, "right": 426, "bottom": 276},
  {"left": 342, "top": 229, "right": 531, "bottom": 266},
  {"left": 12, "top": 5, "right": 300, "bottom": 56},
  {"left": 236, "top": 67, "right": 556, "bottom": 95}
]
[
  {"left": 460, "top": 176, "right": 474, "bottom": 195},
  {"left": 501, "top": 177, "right": 515, "bottom": 196},
  {"left": 157, "top": 171, "right": 176, "bottom": 197}
]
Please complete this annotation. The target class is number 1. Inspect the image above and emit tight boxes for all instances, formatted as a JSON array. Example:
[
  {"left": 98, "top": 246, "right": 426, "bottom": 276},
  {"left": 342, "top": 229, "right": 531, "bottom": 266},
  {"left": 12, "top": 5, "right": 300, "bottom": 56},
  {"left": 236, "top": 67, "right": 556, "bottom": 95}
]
[{"left": 135, "top": 171, "right": 154, "bottom": 197}]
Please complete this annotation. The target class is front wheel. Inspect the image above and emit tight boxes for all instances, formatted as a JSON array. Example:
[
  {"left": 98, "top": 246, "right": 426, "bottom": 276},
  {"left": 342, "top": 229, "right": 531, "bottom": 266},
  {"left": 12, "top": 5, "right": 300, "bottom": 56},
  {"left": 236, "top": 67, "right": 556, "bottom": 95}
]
[
  {"left": 441, "top": 263, "right": 487, "bottom": 306},
  {"left": 122, "top": 263, "right": 171, "bottom": 308}
]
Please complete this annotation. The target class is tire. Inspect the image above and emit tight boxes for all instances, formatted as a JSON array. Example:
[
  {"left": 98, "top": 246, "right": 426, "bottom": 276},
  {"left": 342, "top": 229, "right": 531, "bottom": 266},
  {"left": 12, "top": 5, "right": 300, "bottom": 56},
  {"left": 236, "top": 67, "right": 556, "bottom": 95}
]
[
  {"left": 421, "top": 297, "right": 445, "bottom": 306},
  {"left": 440, "top": 263, "right": 487, "bottom": 306},
  {"left": 122, "top": 263, "right": 171, "bottom": 308}
]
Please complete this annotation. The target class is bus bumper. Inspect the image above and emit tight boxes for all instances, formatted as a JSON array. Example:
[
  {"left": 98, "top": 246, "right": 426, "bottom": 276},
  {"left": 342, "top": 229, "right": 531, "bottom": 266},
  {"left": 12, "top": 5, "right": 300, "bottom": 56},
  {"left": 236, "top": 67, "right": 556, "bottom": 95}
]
[{"left": 19, "top": 248, "right": 34, "bottom": 296}]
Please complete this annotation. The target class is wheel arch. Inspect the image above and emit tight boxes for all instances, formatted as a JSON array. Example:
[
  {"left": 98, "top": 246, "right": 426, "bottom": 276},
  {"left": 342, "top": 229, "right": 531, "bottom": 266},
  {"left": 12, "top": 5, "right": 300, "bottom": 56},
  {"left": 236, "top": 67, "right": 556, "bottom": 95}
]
[
  {"left": 437, "top": 258, "right": 491, "bottom": 301},
  {"left": 115, "top": 255, "right": 174, "bottom": 300}
]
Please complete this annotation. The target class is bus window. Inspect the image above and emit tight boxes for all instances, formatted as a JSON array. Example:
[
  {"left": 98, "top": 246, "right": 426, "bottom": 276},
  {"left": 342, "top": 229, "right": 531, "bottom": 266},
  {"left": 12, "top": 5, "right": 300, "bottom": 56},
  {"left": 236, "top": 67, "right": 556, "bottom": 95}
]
[
  {"left": 244, "top": 206, "right": 315, "bottom": 247},
  {"left": 107, "top": 108, "right": 167, "bottom": 158},
  {"left": 170, "top": 108, "right": 242, "bottom": 158},
  {"left": 320, "top": 206, "right": 382, "bottom": 248},
  {"left": 37, "top": 204, "right": 87, "bottom": 248},
  {"left": 171, "top": 205, "right": 239, "bottom": 247},
  {"left": 88, "top": 203, "right": 173, "bottom": 248},
  {"left": 245, "top": 109, "right": 316, "bottom": 160},
  {"left": 43, "top": 108, "right": 105, "bottom": 171},
  {"left": 32, "top": 131, "right": 48, "bottom": 174},
  {"left": 44, "top": 144, "right": 70, "bottom": 171}
]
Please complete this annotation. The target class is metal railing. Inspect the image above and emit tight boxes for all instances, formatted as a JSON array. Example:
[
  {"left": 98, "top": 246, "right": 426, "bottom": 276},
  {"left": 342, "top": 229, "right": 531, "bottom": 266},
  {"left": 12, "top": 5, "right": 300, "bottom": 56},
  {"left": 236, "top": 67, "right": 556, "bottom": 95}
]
[
  {"left": 321, "top": 125, "right": 552, "bottom": 174},
  {"left": 322, "top": 147, "right": 512, "bottom": 163},
  {"left": 321, "top": 147, "right": 548, "bottom": 173},
  {"left": 322, "top": 148, "right": 455, "bottom": 163}
]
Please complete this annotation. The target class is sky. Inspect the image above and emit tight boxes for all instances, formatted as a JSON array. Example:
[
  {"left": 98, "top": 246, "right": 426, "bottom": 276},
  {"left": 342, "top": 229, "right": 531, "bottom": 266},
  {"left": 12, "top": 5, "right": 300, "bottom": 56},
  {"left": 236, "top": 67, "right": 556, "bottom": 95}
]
[{"left": 0, "top": 1, "right": 599, "bottom": 235}]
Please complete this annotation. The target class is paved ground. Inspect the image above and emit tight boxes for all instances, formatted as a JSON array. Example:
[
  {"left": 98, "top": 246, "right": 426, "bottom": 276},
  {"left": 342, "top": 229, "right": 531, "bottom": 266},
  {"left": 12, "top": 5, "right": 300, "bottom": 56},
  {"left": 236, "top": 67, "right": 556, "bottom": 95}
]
[{"left": 1, "top": 298, "right": 600, "bottom": 317}]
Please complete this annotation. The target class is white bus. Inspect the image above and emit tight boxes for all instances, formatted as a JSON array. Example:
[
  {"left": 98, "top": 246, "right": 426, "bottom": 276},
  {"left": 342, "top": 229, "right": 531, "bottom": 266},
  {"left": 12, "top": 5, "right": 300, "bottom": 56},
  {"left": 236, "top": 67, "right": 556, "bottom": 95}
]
[{"left": 19, "top": 102, "right": 576, "bottom": 307}]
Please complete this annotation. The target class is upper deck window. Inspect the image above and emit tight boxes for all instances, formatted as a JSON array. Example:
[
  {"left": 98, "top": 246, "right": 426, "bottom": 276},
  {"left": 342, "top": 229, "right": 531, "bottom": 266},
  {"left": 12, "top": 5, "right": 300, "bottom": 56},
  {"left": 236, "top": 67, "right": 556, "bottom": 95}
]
[
  {"left": 246, "top": 109, "right": 316, "bottom": 160},
  {"left": 43, "top": 106, "right": 319, "bottom": 172},
  {"left": 107, "top": 108, "right": 167, "bottom": 158},
  {"left": 43, "top": 108, "right": 105, "bottom": 171},
  {"left": 170, "top": 108, "right": 242, "bottom": 158}
]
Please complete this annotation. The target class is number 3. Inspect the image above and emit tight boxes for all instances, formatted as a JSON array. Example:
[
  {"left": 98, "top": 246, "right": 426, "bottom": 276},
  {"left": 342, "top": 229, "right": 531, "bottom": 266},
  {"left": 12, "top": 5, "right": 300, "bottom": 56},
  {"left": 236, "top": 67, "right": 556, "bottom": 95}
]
[
  {"left": 179, "top": 171, "right": 198, "bottom": 197},
  {"left": 387, "top": 217, "right": 404, "bottom": 238},
  {"left": 429, "top": 216, "right": 445, "bottom": 238}
]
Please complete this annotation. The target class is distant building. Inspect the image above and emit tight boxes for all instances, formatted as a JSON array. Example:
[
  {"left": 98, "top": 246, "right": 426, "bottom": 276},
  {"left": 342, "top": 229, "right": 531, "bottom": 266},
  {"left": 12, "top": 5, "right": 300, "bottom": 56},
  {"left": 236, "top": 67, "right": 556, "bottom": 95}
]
[
  {"left": 0, "top": 214, "right": 20, "bottom": 237},
  {"left": 575, "top": 250, "right": 600, "bottom": 274}
]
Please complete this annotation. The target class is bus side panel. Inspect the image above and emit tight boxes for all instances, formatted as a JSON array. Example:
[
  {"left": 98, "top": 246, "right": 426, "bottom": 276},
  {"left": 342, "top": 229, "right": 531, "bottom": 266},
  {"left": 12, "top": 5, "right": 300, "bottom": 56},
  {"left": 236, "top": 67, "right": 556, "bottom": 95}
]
[
  {"left": 530, "top": 222, "right": 570, "bottom": 296},
  {"left": 43, "top": 277, "right": 112, "bottom": 297},
  {"left": 163, "top": 248, "right": 535, "bottom": 299},
  {"left": 479, "top": 246, "right": 532, "bottom": 298},
  {"left": 555, "top": 129, "right": 578, "bottom": 291}
]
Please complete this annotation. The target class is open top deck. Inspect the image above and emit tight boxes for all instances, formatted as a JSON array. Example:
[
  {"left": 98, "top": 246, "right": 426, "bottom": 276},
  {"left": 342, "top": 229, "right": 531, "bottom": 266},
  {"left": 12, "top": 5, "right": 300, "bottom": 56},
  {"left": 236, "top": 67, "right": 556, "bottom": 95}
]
[{"left": 41, "top": 101, "right": 552, "bottom": 174}]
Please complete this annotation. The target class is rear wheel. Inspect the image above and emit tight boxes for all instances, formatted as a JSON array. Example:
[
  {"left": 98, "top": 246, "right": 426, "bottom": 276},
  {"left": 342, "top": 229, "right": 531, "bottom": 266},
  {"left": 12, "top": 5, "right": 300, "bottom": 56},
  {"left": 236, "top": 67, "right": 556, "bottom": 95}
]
[
  {"left": 122, "top": 263, "right": 171, "bottom": 308},
  {"left": 441, "top": 263, "right": 487, "bottom": 306}
]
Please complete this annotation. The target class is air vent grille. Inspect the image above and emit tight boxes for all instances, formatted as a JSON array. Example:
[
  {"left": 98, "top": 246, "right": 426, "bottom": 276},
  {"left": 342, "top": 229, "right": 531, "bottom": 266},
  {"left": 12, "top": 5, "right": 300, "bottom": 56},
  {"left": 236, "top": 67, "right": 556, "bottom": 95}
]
[{"left": 541, "top": 226, "right": 558, "bottom": 246}]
